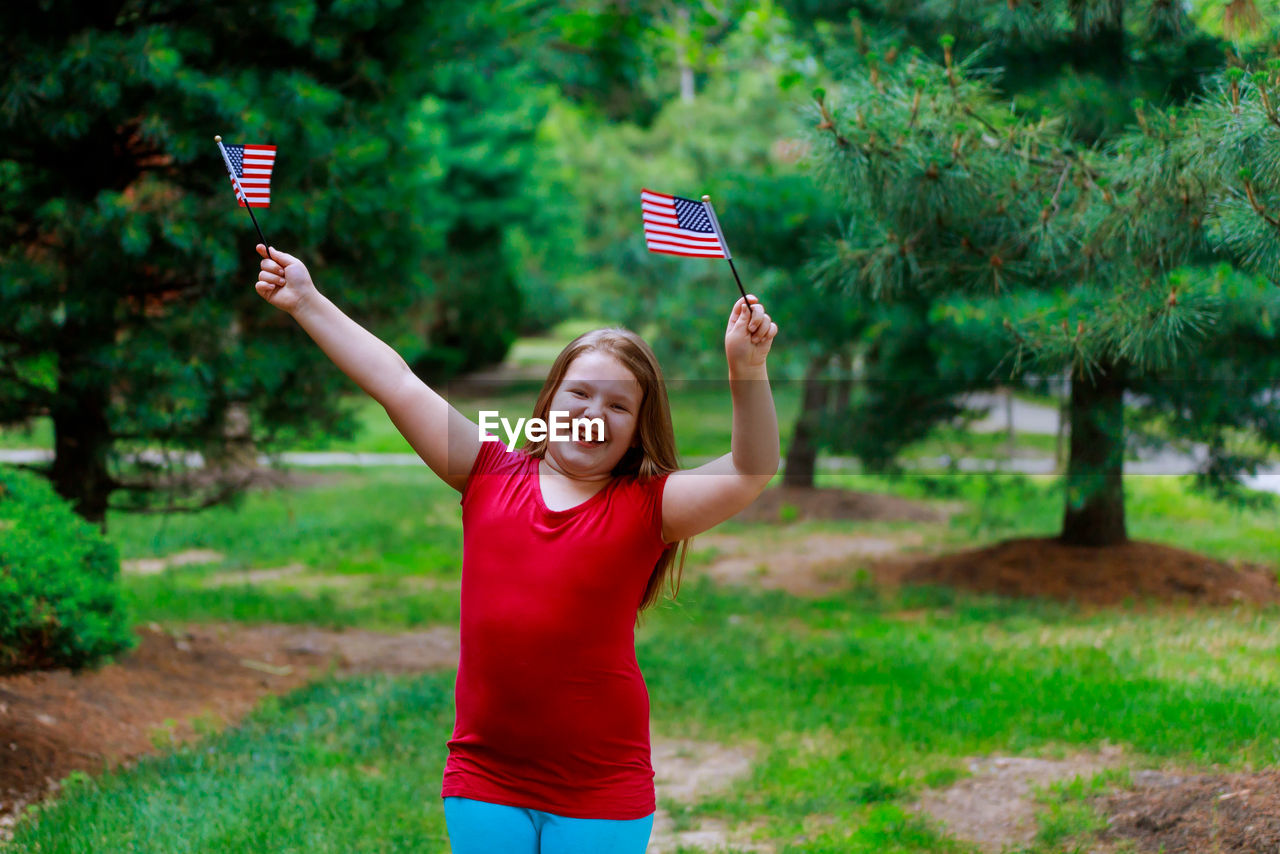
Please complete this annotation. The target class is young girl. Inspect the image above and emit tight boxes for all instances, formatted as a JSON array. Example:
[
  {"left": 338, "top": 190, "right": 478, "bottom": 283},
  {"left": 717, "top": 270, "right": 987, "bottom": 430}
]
[{"left": 253, "top": 243, "right": 779, "bottom": 853}]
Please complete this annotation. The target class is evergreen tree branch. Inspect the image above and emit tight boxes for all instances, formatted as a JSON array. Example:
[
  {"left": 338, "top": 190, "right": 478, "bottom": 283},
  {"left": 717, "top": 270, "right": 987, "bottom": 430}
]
[{"left": 1241, "top": 177, "right": 1280, "bottom": 230}]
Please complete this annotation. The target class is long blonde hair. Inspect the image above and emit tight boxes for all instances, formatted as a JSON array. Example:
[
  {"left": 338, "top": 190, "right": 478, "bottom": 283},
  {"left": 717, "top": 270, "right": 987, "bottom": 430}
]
[{"left": 523, "top": 328, "right": 689, "bottom": 612}]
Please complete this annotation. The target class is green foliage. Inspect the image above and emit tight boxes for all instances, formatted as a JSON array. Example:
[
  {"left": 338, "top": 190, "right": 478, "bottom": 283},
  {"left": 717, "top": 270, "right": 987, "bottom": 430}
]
[
  {"left": 1127, "top": 268, "right": 1280, "bottom": 500},
  {"left": 831, "top": 301, "right": 970, "bottom": 470},
  {"left": 790, "top": 1, "right": 1229, "bottom": 143},
  {"left": 0, "top": 467, "right": 135, "bottom": 674},
  {"left": 0, "top": 0, "right": 569, "bottom": 520},
  {"left": 806, "top": 26, "right": 1280, "bottom": 533},
  {"left": 537, "top": 5, "right": 1016, "bottom": 476}
]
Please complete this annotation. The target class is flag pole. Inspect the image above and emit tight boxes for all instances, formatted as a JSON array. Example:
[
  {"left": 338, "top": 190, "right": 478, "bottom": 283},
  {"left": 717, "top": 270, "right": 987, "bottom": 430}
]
[
  {"left": 700, "top": 195, "right": 751, "bottom": 308},
  {"left": 215, "top": 135, "right": 275, "bottom": 263}
]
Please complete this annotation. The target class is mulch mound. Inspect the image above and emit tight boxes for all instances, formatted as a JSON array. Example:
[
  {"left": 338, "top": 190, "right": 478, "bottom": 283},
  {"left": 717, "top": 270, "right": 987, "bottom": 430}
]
[
  {"left": 902, "top": 538, "right": 1280, "bottom": 607},
  {"left": 1101, "top": 769, "right": 1280, "bottom": 852},
  {"left": 733, "top": 486, "right": 946, "bottom": 524},
  {"left": 0, "top": 624, "right": 341, "bottom": 836}
]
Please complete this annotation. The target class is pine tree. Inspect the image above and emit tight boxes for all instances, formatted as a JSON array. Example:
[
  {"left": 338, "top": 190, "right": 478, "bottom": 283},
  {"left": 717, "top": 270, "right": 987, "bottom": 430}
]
[
  {"left": 807, "top": 38, "right": 1280, "bottom": 546},
  {"left": 0, "top": 1, "right": 558, "bottom": 526}
]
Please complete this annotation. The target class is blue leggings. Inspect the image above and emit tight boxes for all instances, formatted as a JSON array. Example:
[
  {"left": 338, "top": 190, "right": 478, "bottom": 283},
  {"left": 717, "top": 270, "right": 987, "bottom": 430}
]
[{"left": 443, "top": 797, "right": 654, "bottom": 854}]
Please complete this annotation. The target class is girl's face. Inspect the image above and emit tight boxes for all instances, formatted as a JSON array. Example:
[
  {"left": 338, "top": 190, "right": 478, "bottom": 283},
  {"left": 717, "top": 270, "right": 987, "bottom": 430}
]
[{"left": 543, "top": 350, "right": 643, "bottom": 480}]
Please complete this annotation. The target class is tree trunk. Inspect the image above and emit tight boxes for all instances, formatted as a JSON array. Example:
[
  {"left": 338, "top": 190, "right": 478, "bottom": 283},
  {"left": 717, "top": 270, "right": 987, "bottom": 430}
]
[
  {"left": 783, "top": 354, "right": 829, "bottom": 488},
  {"left": 676, "top": 7, "right": 695, "bottom": 103},
  {"left": 1070, "top": 0, "right": 1125, "bottom": 76},
  {"left": 204, "top": 320, "right": 260, "bottom": 477},
  {"left": 204, "top": 401, "right": 259, "bottom": 474},
  {"left": 831, "top": 352, "right": 853, "bottom": 428},
  {"left": 50, "top": 382, "right": 113, "bottom": 531},
  {"left": 1061, "top": 361, "right": 1127, "bottom": 546},
  {"left": 50, "top": 274, "right": 116, "bottom": 531}
]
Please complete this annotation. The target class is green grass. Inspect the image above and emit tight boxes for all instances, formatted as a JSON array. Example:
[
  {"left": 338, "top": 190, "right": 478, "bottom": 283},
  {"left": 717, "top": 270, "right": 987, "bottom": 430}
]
[
  {"left": 0, "top": 417, "right": 51, "bottom": 449},
  {"left": 897, "top": 425, "right": 1060, "bottom": 463},
  {"left": 14, "top": 674, "right": 457, "bottom": 852},
  {"left": 506, "top": 317, "right": 607, "bottom": 366},
  {"left": 639, "top": 579, "right": 1280, "bottom": 850},
  {"left": 111, "top": 467, "right": 464, "bottom": 631},
  {"left": 15, "top": 566, "right": 1280, "bottom": 851},
  {"left": 1024, "top": 770, "right": 1133, "bottom": 854},
  {"left": 122, "top": 572, "right": 461, "bottom": 632},
  {"left": 111, "top": 468, "right": 461, "bottom": 572},
  {"left": 665, "top": 378, "right": 800, "bottom": 460},
  {"left": 288, "top": 398, "right": 417, "bottom": 454}
]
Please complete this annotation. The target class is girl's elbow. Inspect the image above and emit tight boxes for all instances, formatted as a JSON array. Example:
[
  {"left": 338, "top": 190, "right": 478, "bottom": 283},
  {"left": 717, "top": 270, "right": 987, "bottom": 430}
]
[
  {"left": 745, "top": 466, "right": 776, "bottom": 496},
  {"left": 760, "top": 448, "right": 781, "bottom": 482}
]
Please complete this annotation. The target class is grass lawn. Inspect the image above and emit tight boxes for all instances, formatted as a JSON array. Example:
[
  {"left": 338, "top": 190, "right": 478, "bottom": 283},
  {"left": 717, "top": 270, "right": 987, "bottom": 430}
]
[
  {"left": 22, "top": 570, "right": 1280, "bottom": 852},
  {"left": 7, "top": 322, "right": 1280, "bottom": 852},
  {"left": 8, "top": 462, "right": 1279, "bottom": 852},
  {"left": 897, "top": 425, "right": 1060, "bottom": 464},
  {"left": 0, "top": 417, "right": 51, "bottom": 450}
]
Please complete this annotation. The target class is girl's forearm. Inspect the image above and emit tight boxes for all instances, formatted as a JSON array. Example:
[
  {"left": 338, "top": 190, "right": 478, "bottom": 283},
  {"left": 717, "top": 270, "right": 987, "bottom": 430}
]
[
  {"left": 728, "top": 363, "right": 780, "bottom": 477},
  {"left": 291, "top": 293, "right": 412, "bottom": 404}
]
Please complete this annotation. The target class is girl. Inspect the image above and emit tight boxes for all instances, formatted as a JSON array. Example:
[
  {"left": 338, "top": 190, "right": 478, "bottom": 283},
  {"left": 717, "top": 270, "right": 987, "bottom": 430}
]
[{"left": 253, "top": 243, "right": 779, "bottom": 853}]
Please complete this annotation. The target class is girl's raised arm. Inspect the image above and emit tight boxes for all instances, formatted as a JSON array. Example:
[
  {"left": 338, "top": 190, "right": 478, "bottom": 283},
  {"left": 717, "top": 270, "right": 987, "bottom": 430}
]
[
  {"left": 661, "top": 295, "right": 780, "bottom": 542},
  {"left": 254, "top": 244, "right": 481, "bottom": 491}
]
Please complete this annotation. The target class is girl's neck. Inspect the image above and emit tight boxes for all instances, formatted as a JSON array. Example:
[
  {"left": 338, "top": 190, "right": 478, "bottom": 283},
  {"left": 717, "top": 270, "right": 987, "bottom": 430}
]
[
  {"left": 538, "top": 455, "right": 612, "bottom": 485},
  {"left": 537, "top": 457, "right": 612, "bottom": 512}
]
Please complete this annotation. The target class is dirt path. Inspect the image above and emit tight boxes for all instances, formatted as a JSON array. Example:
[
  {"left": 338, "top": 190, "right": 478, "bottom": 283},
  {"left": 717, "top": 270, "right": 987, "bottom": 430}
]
[
  {"left": 692, "top": 529, "right": 926, "bottom": 596},
  {"left": 649, "top": 737, "right": 765, "bottom": 853},
  {"left": 910, "top": 749, "right": 1128, "bottom": 852}
]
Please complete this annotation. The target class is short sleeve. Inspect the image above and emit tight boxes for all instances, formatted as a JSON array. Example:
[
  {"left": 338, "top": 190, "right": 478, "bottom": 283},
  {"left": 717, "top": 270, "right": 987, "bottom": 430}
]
[
  {"left": 641, "top": 472, "right": 672, "bottom": 547},
  {"left": 459, "top": 436, "right": 514, "bottom": 507}
]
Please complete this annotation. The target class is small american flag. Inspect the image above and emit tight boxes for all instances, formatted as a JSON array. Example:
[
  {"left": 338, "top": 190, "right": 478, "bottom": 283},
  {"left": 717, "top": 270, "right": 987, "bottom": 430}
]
[
  {"left": 223, "top": 144, "right": 276, "bottom": 207},
  {"left": 641, "top": 189, "right": 729, "bottom": 258}
]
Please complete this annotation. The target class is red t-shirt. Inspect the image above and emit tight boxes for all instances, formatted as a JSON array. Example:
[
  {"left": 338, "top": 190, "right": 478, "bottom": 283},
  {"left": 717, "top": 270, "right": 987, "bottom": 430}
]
[{"left": 441, "top": 439, "right": 671, "bottom": 820}]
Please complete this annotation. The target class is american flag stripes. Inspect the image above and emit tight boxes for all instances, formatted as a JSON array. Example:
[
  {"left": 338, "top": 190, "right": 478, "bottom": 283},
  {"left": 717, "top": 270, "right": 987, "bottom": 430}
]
[
  {"left": 222, "top": 144, "right": 276, "bottom": 208},
  {"left": 641, "top": 189, "right": 730, "bottom": 258}
]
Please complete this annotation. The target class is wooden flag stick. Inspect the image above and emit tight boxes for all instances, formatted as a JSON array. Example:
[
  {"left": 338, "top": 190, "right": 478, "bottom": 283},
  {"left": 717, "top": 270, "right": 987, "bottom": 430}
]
[
  {"left": 700, "top": 195, "right": 751, "bottom": 307},
  {"left": 215, "top": 135, "right": 275, "bottom": 263}
]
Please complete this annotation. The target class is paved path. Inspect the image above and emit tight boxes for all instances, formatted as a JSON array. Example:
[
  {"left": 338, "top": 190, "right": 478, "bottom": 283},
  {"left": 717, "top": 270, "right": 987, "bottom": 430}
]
[
  {"left": 0, "top": 449, "right": 425, "bottom": 467},
  {"left": 6, "top": 446, "right": 1280, "bottom": 496},
  {"left": 945, "top": 392, "right": 1280, "bottom": 493},
  {"left": 962, "top": 391, "right": 1061, "bottom": 435},
  {"left": 6, "top": 389, "right": 1279, "bottom": 494}
]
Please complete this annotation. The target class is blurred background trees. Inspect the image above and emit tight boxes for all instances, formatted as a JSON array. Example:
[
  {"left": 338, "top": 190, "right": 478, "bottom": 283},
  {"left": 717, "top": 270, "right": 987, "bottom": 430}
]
[
  {"left": 0, "top": 0, "right": 566, "bottom": 524},
  {"left": 4, "top": 0, "right": 1280, "bottom": 545},
  {"left": 803, "top": 3, "right": 1280, "bottom": 545}
]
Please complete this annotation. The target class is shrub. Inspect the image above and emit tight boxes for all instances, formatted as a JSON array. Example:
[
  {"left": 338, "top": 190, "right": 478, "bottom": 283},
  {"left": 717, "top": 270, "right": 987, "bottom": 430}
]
[{"left": 0, "top": 467, "right": 136, "bottom": 674}]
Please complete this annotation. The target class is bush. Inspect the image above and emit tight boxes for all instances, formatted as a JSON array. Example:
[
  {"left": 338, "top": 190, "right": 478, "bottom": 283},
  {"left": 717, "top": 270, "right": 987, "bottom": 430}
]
[{"left": 0, "top": 467, "right": 136, "bottom": 674}]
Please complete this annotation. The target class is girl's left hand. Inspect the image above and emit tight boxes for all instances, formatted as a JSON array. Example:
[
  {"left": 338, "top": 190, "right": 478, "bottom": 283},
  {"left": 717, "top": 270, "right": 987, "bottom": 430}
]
[{"left": 725, "top": 295, "right": 778, "bottom": 370}]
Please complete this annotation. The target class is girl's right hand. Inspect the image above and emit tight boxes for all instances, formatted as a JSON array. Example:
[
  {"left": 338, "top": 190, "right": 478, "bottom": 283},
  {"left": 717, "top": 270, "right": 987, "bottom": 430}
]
[{"left": 255, "top": 244, "right": 317, "bottom": 315}]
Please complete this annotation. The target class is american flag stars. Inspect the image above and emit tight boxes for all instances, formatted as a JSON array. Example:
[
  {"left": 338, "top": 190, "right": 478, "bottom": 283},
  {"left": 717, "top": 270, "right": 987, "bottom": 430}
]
[
  {"left": 641, "top": 189, "right": 730, "bottom": 258},
  {"left": 222, "top": 143, "right": 276, "bottom": 208}
]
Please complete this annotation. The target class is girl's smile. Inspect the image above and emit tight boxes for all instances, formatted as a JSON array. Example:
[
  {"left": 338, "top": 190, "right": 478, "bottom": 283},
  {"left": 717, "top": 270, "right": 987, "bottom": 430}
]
[{"left": 542, "top": 350, "right": 642, "bottom": 479}]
